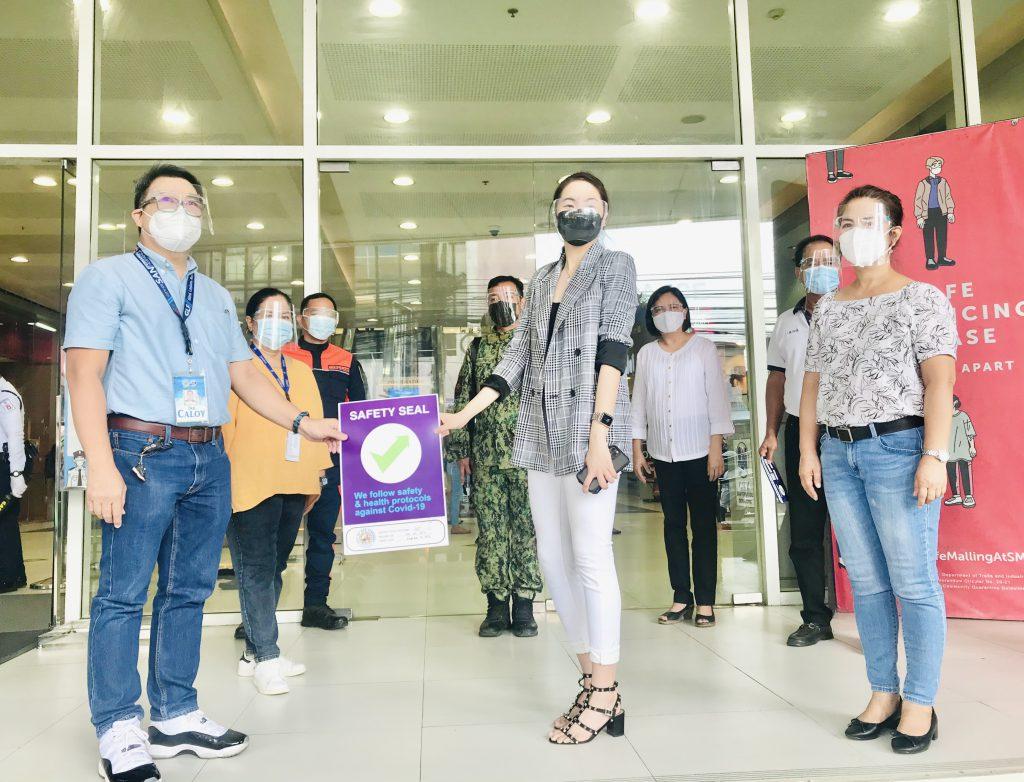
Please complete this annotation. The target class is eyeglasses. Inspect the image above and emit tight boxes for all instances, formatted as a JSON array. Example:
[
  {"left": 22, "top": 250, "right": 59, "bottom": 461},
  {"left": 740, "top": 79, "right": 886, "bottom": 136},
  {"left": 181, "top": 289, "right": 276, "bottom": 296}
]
[
  {"left": 554, "top": 197, "right": 605, "bottom": 213},
  {"left": 651, "top": 303, "right": 687, "bottom": 316},
  {"left": 140, "top": 192, "right": 208, "bottom": 218}
]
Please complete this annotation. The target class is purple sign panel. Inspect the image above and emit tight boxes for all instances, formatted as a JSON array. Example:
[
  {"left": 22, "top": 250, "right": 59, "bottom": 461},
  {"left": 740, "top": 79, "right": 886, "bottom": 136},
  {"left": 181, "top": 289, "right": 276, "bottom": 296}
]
[{"left": 338, "top": 394, "right": 449, "bottom": 554}]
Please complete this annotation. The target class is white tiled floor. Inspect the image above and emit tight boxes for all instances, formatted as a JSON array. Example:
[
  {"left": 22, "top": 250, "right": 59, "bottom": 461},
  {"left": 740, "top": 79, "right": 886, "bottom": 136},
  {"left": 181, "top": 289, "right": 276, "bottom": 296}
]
[{"left": 2, "top": 607, "right": 1024, "bottom": 781}]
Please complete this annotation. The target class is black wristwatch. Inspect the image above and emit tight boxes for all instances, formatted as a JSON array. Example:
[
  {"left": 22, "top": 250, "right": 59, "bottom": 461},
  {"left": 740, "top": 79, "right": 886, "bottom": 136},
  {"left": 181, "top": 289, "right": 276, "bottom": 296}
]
[
  {"left": 292, "top": 411, "right": 310, "bottom": 434},
  {"left": 9, "top": 470, "right": 23, "bottom": 478},
  {"left": 590, "top": 412, "right": 613, "bottom": 428}
]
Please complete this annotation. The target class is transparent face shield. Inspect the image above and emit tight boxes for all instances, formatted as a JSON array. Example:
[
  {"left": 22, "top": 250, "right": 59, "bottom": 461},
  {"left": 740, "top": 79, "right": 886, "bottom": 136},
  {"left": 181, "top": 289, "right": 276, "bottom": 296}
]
[
  {"left": 834, "top": 200, "right": 896, "bottom": 268},
  {"left": 550, "top": 196, "right": 608, "bottom": 247},
  {"left": 486, "top": 285, "right": 522, "bottom": 329},
  {"left": 302, "top": 304, "right": 340, "bottom": 341},
  {"left": 800, "top": 247, "right": 842, "bottom": 295},
  {"left": 248, "top": 299, "right": 296, "bottom": 351}
]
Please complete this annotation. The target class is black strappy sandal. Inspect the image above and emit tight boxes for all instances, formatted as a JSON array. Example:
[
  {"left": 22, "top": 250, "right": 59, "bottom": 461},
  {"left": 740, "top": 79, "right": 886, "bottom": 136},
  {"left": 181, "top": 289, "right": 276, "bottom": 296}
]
[
  {"left": 694, "top": 608, "right": 716, "bottom": 627},
  {"left": 550, "top": 682, "right": 625, "bottom": 745},
  {"left": 554, "top": 673, "right": 592, "bottom": 728},
  {"left": 658, "top": 605, "right": 693, "bottom": 624}
]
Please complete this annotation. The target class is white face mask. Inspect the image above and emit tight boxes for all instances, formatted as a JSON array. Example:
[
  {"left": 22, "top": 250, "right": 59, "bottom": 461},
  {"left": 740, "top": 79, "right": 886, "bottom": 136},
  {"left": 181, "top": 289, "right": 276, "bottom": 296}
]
[
  {"left": 839, "top": 227, "right": 891, "bottom": 267},
  {"left": 306, "top": 315, "right": 338, "bottom": 341},
  {"left": 653, "top": 311, "right": 687, "bottom": 334},
  {"left": 146, "top": 207, "right": 202, "bottom": 254}
]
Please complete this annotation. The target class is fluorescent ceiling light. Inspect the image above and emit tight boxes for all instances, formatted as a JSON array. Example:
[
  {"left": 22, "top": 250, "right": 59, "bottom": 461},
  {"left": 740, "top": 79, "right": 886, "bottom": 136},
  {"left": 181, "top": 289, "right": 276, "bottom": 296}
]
[
  {"left": 781, "top": 109, "right": 807, "bottom": 123},
  {"left": 586, "top": 110, "right": 612, "bottom": 125},
  {"left": 408, "top": 278, "right": 421, "bottom": 286},
  {"left": 10, "top": 255, "right": 29, "bottom": 263},
  {"left": 676, "top": 218, "right": 693, "bottom": 225},
  {"left": 98, "top": 223, "right": 117, "bottom": 231},
  {"left": 32, "top": 322, "right": 57, "bottom": 332},
  {"left": 635, "top": 1, "right": 669, "bottom": 21},
  {"left": 33, "top": 175, "right": 57, "bottom": 187},
  {"left": 367, "top": 318, "right": 379, "bottom": 323},
  {"left": 392, "top": 176, "right": 414, "bottom": 187},
  {"left": 403, "top": 253, "right": 419, "bottom": 261},
  {"left": 369, "top": 0, "right": 401, "bottom": 17},
  {"left": 161, "top": 108, "right": 191, "bottom": 126},
  {"left": 400, "top": 221, "right": 417, "bottom": 230},
  {"left": 409, "top": 299, "right": 421, "bottom": 305},
  {"left": 115, "top": 223, "right": 126, "bottom": 229},
  {"left": 247, "top": 221, "right": 265, "bottom": 230},
  {"left": 291, "top": 279, "right": 304, "bottom": 286},
  {"left": 884, "top": 1, "right": 919, "bottom": 22},
  {"left": 67, "top": 177, "right": 77, "bottom": 187},
  {"left": 63, "top": 282, "right": 74, "bottom": 288},
  {"left": 719, "top": 174, "right": 739, "bottom": 184},
  {"left": 212, "top": 177, "right": 234, "bottom": 187},
  {"left": 271, "top": 254, "right": 288, "bottom": 262},
  {"left": 384, "top": 108, "right": 410, "bottom": 124}
]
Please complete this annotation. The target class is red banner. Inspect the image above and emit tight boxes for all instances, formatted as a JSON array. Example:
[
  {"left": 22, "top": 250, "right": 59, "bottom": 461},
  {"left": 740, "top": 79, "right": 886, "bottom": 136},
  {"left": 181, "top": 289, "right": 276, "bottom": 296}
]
[{"left": 807, "top": 118, "right": 1024, "bottom": 620}]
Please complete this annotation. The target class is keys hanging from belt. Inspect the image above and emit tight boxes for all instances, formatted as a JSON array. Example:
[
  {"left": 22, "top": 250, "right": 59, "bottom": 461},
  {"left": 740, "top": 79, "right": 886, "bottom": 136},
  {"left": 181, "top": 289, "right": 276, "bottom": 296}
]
[{"left": 131, "top": 440, "right": 171, "bottom": 483}]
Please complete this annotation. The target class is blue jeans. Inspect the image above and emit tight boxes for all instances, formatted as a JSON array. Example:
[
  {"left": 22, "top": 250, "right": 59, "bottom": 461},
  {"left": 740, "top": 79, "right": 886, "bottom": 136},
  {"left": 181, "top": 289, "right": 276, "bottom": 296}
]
[
  {"left": 304, "top": 480, "right": 340, "bottom": 607},
  {"left": 88, "top": 429, "right": 231, "bottom": 738},
  {"left": 446, "top": 461, "right": 463, "bottom": 525},
  {"left": 227, "top": 494, "right": 305, "bottom": 661},
  {"left": 820, "top": 426, "right": 945, "bottom": 706}
]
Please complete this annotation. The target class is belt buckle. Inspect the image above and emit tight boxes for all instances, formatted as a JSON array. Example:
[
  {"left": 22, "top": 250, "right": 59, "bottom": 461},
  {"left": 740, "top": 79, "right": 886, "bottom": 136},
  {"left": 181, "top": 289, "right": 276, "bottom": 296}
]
[{"left": 836, "top": 426, "right": 854, "bottom": 443}]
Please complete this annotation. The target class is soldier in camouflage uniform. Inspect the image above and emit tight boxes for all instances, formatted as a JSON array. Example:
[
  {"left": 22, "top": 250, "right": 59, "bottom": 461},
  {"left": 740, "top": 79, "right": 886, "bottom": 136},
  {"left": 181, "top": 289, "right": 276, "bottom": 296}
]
[{"left": 448, "top": 276, "right": 543, "bottom": 637}]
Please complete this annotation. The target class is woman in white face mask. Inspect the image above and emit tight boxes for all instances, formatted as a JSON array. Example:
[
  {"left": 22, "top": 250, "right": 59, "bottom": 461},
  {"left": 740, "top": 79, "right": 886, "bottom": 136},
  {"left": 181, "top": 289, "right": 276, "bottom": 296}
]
[
  {"left": 222, "top": 288, "right": 333, "bottom": 696},
  {"left": 630, "top": 287, "right": 734, "bottom": 628},
  {"left": 798, "top": 186, "right": 958, "bottom": 754}
]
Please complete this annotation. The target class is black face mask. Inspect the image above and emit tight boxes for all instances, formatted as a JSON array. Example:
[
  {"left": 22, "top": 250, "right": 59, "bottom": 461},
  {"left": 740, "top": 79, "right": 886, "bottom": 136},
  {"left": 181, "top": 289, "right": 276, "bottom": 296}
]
[
  {"left": 556, "top": 208, "right": 603, "bottom": 247},
  {"left": 488, "top": 300, "right": 517, "bottom": 328}
]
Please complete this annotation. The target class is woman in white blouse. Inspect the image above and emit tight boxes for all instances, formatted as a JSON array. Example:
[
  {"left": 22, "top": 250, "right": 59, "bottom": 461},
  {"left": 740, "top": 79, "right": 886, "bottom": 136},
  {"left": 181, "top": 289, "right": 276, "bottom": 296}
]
[{"left": 631, "top": 286, "right": 734, "bottom": 627}]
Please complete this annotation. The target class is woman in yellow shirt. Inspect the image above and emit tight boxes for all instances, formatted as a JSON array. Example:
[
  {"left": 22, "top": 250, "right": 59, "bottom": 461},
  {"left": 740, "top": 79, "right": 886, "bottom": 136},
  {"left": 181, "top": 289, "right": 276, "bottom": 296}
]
[{"left": 224, "top": 288, "right": 332, "bottom": 696}]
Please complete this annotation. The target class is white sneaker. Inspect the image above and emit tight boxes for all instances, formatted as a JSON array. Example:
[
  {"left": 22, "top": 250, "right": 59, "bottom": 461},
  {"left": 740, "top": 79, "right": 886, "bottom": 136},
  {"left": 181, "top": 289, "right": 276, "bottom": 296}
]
[
  {"left": 237, "top": 653, "right": 306, "bottom": 678},
  {"left": 98, "top": 717, "right": 160, "bottom": 780},
  {"left": 148, "top": 709, "right": 249, "bottom": 759},
  {"left": 253, "top": 659, "right": 290, "bottom": 695}
]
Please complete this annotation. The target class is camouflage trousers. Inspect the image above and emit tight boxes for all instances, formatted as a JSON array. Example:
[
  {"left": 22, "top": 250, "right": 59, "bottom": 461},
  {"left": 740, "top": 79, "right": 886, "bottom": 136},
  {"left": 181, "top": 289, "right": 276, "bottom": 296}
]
[{"left": 472, "top": 466, "right": 543, "bottom": 601}]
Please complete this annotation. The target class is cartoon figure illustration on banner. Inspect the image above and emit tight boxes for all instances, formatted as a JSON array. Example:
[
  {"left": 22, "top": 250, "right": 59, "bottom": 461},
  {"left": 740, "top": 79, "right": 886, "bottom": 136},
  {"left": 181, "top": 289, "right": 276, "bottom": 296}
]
[
  {"left": 945, "top": 395, "right": 977, "bottom": 509},
  {"left": 67, "top": 449, "right": 88, "bottom": 488},
  {"left": 825, "top": 148, "right": 853, "bottom": 183},
  {"left": 914, "top": 155, "right": 956, "bottom": 271}
]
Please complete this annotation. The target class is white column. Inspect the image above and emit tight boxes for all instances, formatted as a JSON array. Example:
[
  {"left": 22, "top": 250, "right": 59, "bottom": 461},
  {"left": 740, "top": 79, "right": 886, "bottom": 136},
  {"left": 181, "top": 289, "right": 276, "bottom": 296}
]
[
  {"left": 956, "top": 0, "right": 983, "bottom": 125},
  {"left": 302, "top": 0, "right": 320, "bottom": 297}
]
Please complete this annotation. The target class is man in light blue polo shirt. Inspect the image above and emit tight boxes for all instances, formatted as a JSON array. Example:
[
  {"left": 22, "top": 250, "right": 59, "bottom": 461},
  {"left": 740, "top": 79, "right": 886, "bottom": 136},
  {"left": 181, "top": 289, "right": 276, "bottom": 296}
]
[{"left": 64, "top": 163, "right": 344, "bottom": 782}]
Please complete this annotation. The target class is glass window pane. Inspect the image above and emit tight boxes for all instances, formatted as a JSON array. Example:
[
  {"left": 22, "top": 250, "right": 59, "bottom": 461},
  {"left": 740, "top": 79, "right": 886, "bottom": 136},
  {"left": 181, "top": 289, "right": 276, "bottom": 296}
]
[
  {"left": 85, "top": 160, "right": 303, "bottom": 616},
  {"left": 320, "top": 160, "right": 760, "bottom": 616},
  {"left": 318, "top": 1, "right": 739, "bottom": 145},
  {"left": 96, "top": 0, "right": 302, "bottom": 144},
  {"left": 0, "top": 1, "right": 77, "bottom": 143},
  {"left": 974, "top": 0, "right": 1024, "bottom": 123},
  {"left": 749, "top": 0, "right": 961, "bottom": 144}
]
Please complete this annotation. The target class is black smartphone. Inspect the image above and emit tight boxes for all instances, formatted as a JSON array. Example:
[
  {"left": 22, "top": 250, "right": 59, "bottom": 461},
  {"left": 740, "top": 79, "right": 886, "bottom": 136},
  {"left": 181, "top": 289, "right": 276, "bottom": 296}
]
[{"left": 576, "top": 445, "right": 631, "bottom": 494}]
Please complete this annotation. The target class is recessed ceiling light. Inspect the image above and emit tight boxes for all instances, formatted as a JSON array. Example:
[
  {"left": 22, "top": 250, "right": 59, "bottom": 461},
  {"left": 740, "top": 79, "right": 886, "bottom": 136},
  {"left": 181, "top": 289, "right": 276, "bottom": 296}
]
[
  {"left": 400, "top": 221, "right": 417, "bottom": 230},
  {"left": 67, "top": 177, "right": 78, "bottom": 187},
  {"left": 884, "top": 1, "right": 919, "bottom": 22},
  {"left": 369, "top": 0, "right": 402, "bottom": 17},
  {"left": 115, "top": 223, "right": 126, "bottom": 229},
  {"left": 367, "top": 317, "right": 379, "bottom": 323},
  {"left": 781, "top": 109, "right": 807, "bottom": 123},
  {"left": 212, "top": 176, "right": 234, "bottom": 187},
  {"left": 291, "top": 279, "right": 304, "bottom": 286},
  {"left": 384, "top": 108, "right": 410, "bottom": 124},
  {"left": 586, "top": 110, "right": 612, "bottom": 125},
  {"left": 247, "top": 221, "right": 265, "bottom": 230},
  {"left": 271, "top": 254, "right": 288, "bottom": 262},
  {"left": 161, "top": 108, "right": 191, "bottom": 126},
  {"left": 10, "top": 255, "right": 29, "bottom": 263},
  {"left": 392, "top": 176, "right": 415, "bottom": 187},
  {"left": 635, "top": 1, "right": 669, "bottom": 21},
  {"left": 719, "top": 174, "right": 739, "bottom": 184},
  {"left": 403, "top": 253, "right": 419, "bottom": 261},
  {"left": 98, "top": 223, "right": 117, "bottom": 231},
  {"left": 408, "top": 278, "right": 421, "bottom": 286},
  {"left": 33, "top": 175, "right": 57, "bottom": 187}
]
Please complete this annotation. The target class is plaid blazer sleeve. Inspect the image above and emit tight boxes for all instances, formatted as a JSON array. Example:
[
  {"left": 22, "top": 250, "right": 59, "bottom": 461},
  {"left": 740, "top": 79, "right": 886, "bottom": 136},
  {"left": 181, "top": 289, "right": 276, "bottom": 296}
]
[
  {"left": 595, "top": 251, "right": 638, "bottom": 372},
  {"left": 486, "top": 267, "right": 542, "bottom": 399}
]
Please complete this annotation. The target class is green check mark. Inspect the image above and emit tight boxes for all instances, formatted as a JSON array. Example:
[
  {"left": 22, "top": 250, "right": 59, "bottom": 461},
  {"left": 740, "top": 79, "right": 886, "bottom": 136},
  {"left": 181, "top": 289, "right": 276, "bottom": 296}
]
[{"left": 372, "top": 435, "right": 411, "bottom": 472}]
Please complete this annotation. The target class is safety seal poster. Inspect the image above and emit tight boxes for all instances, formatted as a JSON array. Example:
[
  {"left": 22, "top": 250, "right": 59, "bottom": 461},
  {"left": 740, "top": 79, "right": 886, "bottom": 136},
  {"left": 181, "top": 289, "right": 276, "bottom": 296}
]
[{"left": 339, "top": 394, "right": 449, "bottom": 555}]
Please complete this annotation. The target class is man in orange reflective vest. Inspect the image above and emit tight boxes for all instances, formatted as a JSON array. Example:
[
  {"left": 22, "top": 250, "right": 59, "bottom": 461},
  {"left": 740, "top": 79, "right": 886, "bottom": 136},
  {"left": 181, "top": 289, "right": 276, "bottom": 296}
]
[{"left": 283, "top": 292, "right": 365, "bottom": 630}]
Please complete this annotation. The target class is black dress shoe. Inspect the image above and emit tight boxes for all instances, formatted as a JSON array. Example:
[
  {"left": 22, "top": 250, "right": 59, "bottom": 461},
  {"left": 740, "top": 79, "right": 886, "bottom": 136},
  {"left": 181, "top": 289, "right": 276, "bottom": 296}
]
[
  {"left": 892, "top": 710, "right": 938, "bottom": 754},
  {"left": 837, "top": 170, "right": 854, "bottom": 179},
  {"left": 511, "top": 595, "right": 538, "bottom": 637},
  {"left": 479, "top": 592, "right": 511, "bottom": 637},
  {"left": 845, "top": 700, "right": 902, "bottom": 740},
  {"left": 787, "top": 622, "right": 834, "bottom": 647},
  {"left": 301, "top": 604, "right": 349, "bottom": 630},
  {"left": 938, "top": 257, "right": 957, "bottom": 266},
  {"left": 925, "top": 259, "right": 939, "bottom": 270}
]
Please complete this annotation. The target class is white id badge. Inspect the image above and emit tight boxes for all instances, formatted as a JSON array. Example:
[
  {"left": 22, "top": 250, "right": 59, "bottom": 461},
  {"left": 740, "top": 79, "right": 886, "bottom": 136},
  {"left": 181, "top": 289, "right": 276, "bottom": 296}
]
[
  {"left": 286, "top": 431, "right": 301, "bottom": 462},
  {"left": 173, "top": 373, "right": 210, "bottom": 425}
]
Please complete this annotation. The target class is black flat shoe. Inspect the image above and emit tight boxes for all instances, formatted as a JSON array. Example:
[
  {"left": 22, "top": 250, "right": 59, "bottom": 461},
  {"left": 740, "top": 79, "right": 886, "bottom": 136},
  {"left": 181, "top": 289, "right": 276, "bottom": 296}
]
[
  {"left": 787, "top": 623, "right": 834, "bottom": 647},
  {"left": 302, "top": 604, "right": 349, "bottom": 630},
  {"left": 694, "top": 609, "right": 716, "bottom": 627},
  {"left": 892, "top": 710, "right": 938, "bottom": 754},
  {"left": 658, "top": 605, "right": 693, "bottom": 624},
  {"left": 845, "top": 699, "right": 902, "bottom": 740}
]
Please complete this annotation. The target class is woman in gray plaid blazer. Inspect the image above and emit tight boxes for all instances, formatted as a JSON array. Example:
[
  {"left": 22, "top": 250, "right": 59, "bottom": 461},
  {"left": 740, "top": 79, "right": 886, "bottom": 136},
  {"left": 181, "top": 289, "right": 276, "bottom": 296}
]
[{"left": 441, "top": 172, "right": 637, "bottom": 746}]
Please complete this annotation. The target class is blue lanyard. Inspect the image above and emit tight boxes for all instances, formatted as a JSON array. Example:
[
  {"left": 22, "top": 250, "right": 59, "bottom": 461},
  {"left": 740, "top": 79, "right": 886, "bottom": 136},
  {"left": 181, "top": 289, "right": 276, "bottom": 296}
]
[
  {"left": 249, "top": 343, "right": 290, "bottom": 400},
  {"left": 134, "top": 248, "right": 195, "bottom": 356}
]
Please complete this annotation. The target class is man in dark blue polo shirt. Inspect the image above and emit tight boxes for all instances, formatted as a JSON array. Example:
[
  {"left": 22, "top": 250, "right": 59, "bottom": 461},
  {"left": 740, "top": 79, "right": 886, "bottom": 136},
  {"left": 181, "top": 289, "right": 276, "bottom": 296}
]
[{"left": 65, "top": 164, "right": 343, "bottom": 782}]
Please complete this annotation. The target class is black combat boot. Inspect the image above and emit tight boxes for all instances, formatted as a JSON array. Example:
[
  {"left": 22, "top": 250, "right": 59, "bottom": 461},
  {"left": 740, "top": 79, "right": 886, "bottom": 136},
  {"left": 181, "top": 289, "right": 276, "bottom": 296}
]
[
  {"left": 511, "top": 595, "right": 538, "bottom": 638},
  {"left": 479, "top": 592, "right": 511, "bottom": 637}
]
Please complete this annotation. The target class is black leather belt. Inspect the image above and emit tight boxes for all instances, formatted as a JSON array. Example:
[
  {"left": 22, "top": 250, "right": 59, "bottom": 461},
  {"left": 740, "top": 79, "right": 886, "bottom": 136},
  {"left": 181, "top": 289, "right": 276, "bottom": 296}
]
[{"left": 823, "top": 415, "right": 924, "bottom": 443}]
